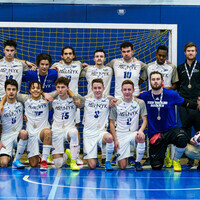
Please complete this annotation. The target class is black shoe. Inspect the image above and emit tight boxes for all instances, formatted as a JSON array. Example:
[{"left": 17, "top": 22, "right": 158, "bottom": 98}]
[
  {"left": 135, "top": 162, "right": 143, "bottom": 171},
  {"left": 187, "top": 158, "right": 194, "bottom": 167},
  {"left": 143, "top": 157, "right": 150, "bottom": 166},
  {"left": 197, "top": 162, "right": 200, "bottom": 170},
  {"left": 128, "top": 156, "right": 135, "bottom": 166},
  {"left": 101, "top": 158, "right": 105, "bottom": 165}
]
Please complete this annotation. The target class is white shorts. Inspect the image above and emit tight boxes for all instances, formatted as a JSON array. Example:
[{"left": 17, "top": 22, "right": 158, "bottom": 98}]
[
  {"left": 83, "top": 131, "right": 107, "bottom": 159},
  {"left": 27, "top": 132, "right": 43, "bottom": 158},
  {"left": 52, "top": 127, "right": 77, "bottom": 155},
  {"left": 116, "top": 131, "right": 137, "bottom": 161},
  {"left": 75, "top": 108, "right": 80, "bottom": 124},
  {"left": 0, "top": 132, "right": 19, "bottom": 157}
]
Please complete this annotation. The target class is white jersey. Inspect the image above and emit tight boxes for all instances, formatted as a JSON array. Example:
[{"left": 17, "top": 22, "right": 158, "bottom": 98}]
[
  {"left": 110, "top": 97, "right": 147, "bottom": 135},
  {"left": 52, "top": 96, "right": 76, "bottom": 130},
  {"left": 142, "top": 61, "right": 179, "bottom": 90},
  {"left": 82, "top": 94, "right": 113, "bottom": 137},
  {"left": 1, "top": 101, "right": 23, "bottom": 135},
  {"left": 17, "top": 94, "right": 50, "bottom": 135},
  {"left": 0, "top": 58, "right": 29, "bottom": 99},
  {"left": 80, "top": 65, "right": 113, "bottom": 95},
  {"left": 52, "top": 60, "right": 82, "bottom": 94},
  {"left": 107, "top": 58, "right": 146, "bottom": 98}
]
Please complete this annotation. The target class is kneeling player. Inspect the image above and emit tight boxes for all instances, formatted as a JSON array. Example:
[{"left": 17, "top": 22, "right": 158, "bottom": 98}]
[
  {"left": 51, "top": 77, "right": 79, "bottom": 171},
  {"left": 0, "top": 79, "right": 28, "bottom": 168},
  {"left": 81, "top": 78, "right": 114, "bottom": 170},
  {"left": 110, "top": 80, "right": 147, "bottom": 170}
]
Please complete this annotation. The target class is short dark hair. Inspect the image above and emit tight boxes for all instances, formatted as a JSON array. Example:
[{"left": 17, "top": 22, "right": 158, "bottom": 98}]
[
  {"left": 122, "top": 80, "right": 134, "bottom": 89},
  {"left": 3, "top": 39, "right": 17, "bottom": 49},
  {"left": 29, "top": 81, "right": 43, "bottom": 91},
  {"left": 36, "top": 53, "right": 52, "bottom": 66},
  {"left": 94, "top": 49, "right": 106, "bottom": 57},
  {"left": 120, "top": 42, "right": 133, "bottom": 50},
  {"left": 61, "top": 46, "right": 77, "bottom": 61},
  {"left": 156, "top": 45, "right": 168, "bottom": 54},
  {"left": 184, "top": 42, "right": 197, "bottom": 52},
  {"left": 150, "top": 71, "right": 163, "bottom": 80},
  {"left": 55, "top": 77, "right": 69, "bottom": 87},
  {"left": 5, "top": 79, "right": 18, "bottom": 90},
  {"left": 92, "top": 78, "right": 104, "bottom": 87}
]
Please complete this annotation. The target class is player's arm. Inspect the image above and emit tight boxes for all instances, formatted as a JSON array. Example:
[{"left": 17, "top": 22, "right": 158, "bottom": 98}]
[
  {"left": 139, "top": 62, "right": 148, "bottom": 85},
  {"left": 137, "top": 115, "right": 147, "bottom": 141},
  {"left": 79, "top": 67, "right": 87, "bottom": 79},
  {"left": 0, "top": 95, "right": 7, "bottom": 114},
  {"left": 0, "top": 133, "right": 6, "bottom": 150},
  {"left": 110, "top": 119, "right": 119, "bottom": 152},
  {"left": 42, "top": 91, "right": 57, "bottom": 103},
  {"left": 19, "top": 59, "right": 37, "bottom": 71}
]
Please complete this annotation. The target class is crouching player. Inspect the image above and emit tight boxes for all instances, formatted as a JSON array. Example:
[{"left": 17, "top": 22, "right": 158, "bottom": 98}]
[
  {"left": 51, "top": 77, "right": 79, "bottom": 171},
  {"left": 0, "top": 79, "right": 28, "bottom": 168},
  {"left": 80, "top": 78, "right": 114, "bottom": 170},
  {"left": 110, "top": 80, "right": 147, "bottom": 170}
]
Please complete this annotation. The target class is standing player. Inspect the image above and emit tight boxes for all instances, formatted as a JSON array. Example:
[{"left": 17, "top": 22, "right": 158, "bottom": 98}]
[
  {"left": 17, "top": 81, "right": 52, "bottom": 170},
  {"left": 80, "top": 78, "right": 114, "bottom": 170},
  {"left": 177, "top": 42, "right": 200, "bottom": 166},
  {"left": 51, "top": 77, "right": 80, "bottom": 171},
  {"left": 141, "top": 45, "right": 179, "bottom": 166},
  {"left": 80, "top": 49, "right": 113, "bottom": 95},
  {"left": 51, "top": 46, "right": 83, "bottom": 165},
  {"left": 0, "top": 79, "right": 28, "bottom": 168},
  {"left": 0, "top": 39, "right": 36, "bottom": 99},
  {"left": 110, "top": 80, "right": 147, "bottom": 170},
  {"left": 138, "top": 71, "right": 198, "bottom": 171}
]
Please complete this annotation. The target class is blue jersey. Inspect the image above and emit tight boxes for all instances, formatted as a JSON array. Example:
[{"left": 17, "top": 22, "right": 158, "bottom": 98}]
[
  {"left": 138, "top": 88, "right": 184, "bottom": 138},
  {"left": 22, "top": 69, "right": 57, "bottom": 93}
]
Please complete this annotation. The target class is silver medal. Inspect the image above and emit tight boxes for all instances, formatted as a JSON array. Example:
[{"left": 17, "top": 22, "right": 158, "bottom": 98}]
[{"left": 157, "top": 116, "right": 161, "bottom": 120}]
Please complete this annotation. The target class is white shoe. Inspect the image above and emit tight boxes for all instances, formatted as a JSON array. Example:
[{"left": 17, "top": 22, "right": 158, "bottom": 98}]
[{"left": 76, "top": 155, "right": 83, "bottom": 165}]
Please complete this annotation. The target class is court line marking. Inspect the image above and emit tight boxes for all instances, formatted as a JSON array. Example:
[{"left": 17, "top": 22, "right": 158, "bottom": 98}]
[
  {"left": 23, "top": 175, "right": 200, "bottom": 191},
  {"left": 47, "top": 169, "right": 61, "bottom": 200}
]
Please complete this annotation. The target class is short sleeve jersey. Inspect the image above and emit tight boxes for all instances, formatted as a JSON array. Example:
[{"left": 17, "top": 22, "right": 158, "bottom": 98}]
[
  {"left": 52, "top": 96, "right": 76, "bottom": 130},
  {"left": 52, "top": 60, "right": 82, "bottom": 94},
  {"left": 108, "top": 58, "right": 146, "bottom": 98},
  {"left": 81, "top": 65, "right": 113, "bottom": 95},
  {"left": 142, "top": 61, "right": 178, "bottom": 90},
  {"left": 0, "top": 58, "right": 29, "bottom": 98},
  {"left": 138, "top": 88, "right": 184, "bottom": 138},
  {"left": 110, "top": 97, "right": 147, "bottom": 135},
  {"left": 22, "top": 69, "right": 58, "bottom": 93},
  {"left": 17, "top": 94, "right": 50, "bottom": 135},
  {"left": 1, "top": 101, "right": 23, "bottom": 135},
  {"left": 83, "top": 94, "right": 113, "bottom": 137}
]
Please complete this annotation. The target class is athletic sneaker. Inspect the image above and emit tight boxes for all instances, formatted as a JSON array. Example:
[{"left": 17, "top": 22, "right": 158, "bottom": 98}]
[
  {"left": 173, "top": 159, "right": 182, "bottom": 171},
  {"left": 128, "top": 156, "right": 135, "bottom": 166},
  {"left": 164, "top": 148, "right": 172, "bottom": 168},
  {"left": 76, "top": 154, "right": 83, "bottom": 165},
  {"left": 96, "top": 159, "right": 100, "bottom": 167},
  {"left": 40, "top": 160, "right": 48, "bottom": 171},
  {"left": 105, "top": 161, "right": 113, "bottom": 171},
  {"left": 24, "top": 158, "right": 29, "bottom": 164},
  {"left": 70, "top": 160, "right": 80, "bottom": 171},
  {"left": 135, "top": 162, "right": 143, "bottom": 171},
  {"left": 111, "top": 156, "right": 117, "bottom": 166},
  {"left": 101, "top": 158, "right": 106, "bottom": 165},
  {"left": 65, "top": 149, "right": 72, "bottom": 166},
  {"left": 47, "top": 156, "right": 54, "bottom": 164},
  {"left": 12, "top": 159, "right": 25, "bottom": 169}
]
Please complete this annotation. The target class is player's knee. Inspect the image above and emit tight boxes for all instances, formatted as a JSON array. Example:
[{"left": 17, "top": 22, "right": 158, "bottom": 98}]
[
  {"left": 106, "top": 135, "right": 113, "bottom": 143},
  {"left": 0, "top": 160, "right": 8, "bottom": 168},
  {"left": 19, "top": 130, "right": 28, "bottom": 140},
  {"left": 88, "top": 162, "right": 96, "bottom": 169},
  {"left": 175, "top": 134, "right": 188, "bottom": 148},
  {"left": 118, "top": 163, "right": 126, "bottom": 170},
  {"left": 68, "top": 128, "right": 78, "bottom": 139},
  {"left": 43, "top": 129, "right": 52, "bottom": 139},
  {"left": 53, "top": 158, "right": 63, "bottom": 168}
]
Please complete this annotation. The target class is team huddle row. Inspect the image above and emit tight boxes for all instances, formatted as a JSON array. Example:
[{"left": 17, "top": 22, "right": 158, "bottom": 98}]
[{"left": 0, "top": 39, "right": 199, "bottom": 172}]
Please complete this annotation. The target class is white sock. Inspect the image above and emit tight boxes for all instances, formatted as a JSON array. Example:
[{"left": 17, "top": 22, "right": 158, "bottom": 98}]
[
  {"left": 173, "top": 147, "right": 186, "bottom": 161},
  {"left": 63, "top": 153, "right": 68, "bottom": 164},
  {"left": 70, "top": 143, "right": 78, "bottom": 160},
  {"left": 42, "top": 145, "right": 52, "bottom": 161},
  {"left": 106, "top": 143, "right": 114, "bottom": 162},
  {"left": 14, "top": 139, "right": 27, "bottom": 161},
  {"left": 136, "top": 143, "right": 145, "bottom": 162},
  {"left": 68, "top": 128, "right": 78, "bottom": 160}
]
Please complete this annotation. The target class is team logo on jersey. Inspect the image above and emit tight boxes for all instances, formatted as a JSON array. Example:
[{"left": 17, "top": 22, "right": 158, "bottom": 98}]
[
  {"left": 194, "top": 69, "right": 199, "bottom": 72},
  {"left": 68, "top": 101, "right": 73, "bottom": 104},
  {"left": 83, "top": 153, "right": 87, "bottom": 157},
  {"left": 116, "top": 153, "right": 121, "bottom": 158},
  {"left": 163, "top": 69, "right": 168, "bottom": 72},
  {"left": 131, "top": 105, "right": 137, "bottom": 110},
  {"left": 72, "top": 65, "right": 76, "bottom": 68}
]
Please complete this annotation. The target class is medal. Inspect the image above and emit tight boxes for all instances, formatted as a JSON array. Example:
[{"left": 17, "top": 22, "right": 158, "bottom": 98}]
[
  {"left": 13, "top": 128, "right": 16, "bottom": 132},
  {"left": 97, "top": 124, "right": 101, "bottom": 129},
  {"left": 157, "top": 116, "right": 161, "bottom": 120},
  {"left": 188, "top": 84, "right": 192, "bottom": 88},
  {"left": 33, "top": 124, "right": 37, "bottom": 128}
]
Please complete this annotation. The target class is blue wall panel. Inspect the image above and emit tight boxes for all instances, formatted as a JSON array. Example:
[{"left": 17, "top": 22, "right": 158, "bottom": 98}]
[{"left": 0, "top": 4, "right": 13, "bottom": 21}]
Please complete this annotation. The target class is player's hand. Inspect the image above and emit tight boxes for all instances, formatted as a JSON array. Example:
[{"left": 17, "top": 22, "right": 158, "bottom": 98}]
[
  {"left": 0, "top": 141, "right": 6, "bottom": 150},
  {"left": 114, "top": 139, "right": 120, "bottom": 152},
  {"left": 74, "top": 99, "right": 81, "bottom": 108},
  {"left": 24, "top": 115, "right": 28, "bottom": 122},
  {"left": 133, "top": 57, "right": 138, "bottom": 62},
  {"left": 43, "top": 93, "right": 54, "bottom": 103},
  {"left": 190, "top": 137, "right": 198, "bottom": 146},
  {"left": 82, "top": 63, "right": 88, "bottom": 68},
  {"left": 27, "top": 61, "right": 37, "bottom": 70},
  {"left": 51, "top": 65, "right": 58, "bottom": 72},
  {"left": 110, "top": 99, "right": 117, "bottom": 107},
  {"left": 166, "top": 60, "right": 172, "bottom": 64},
  {"left": 136, "top": 131, "right": 145, "bottom": 142}
]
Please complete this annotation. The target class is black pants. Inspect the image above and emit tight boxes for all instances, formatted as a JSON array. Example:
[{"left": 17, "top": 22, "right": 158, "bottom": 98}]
[{"left": 149, "top": 126, "right": 187, "bottom": 168}]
